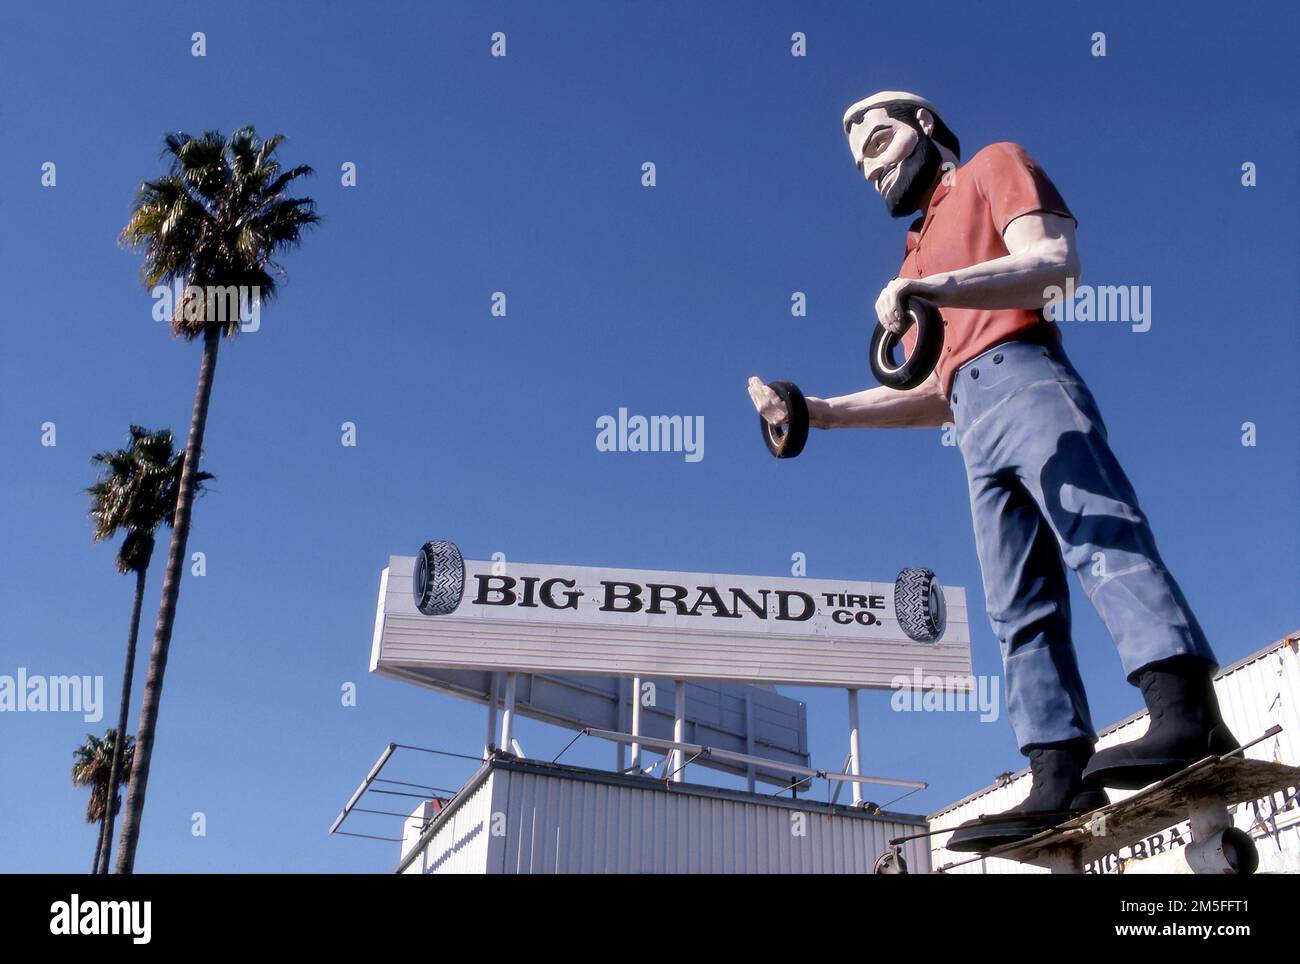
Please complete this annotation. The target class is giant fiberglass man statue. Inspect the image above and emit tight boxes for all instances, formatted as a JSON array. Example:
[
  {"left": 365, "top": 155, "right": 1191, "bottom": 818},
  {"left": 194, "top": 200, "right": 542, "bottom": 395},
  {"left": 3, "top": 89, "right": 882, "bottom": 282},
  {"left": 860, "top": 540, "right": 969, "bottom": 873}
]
[{"left": 747, "top": 91, "right": 1239, "bottom": 851}]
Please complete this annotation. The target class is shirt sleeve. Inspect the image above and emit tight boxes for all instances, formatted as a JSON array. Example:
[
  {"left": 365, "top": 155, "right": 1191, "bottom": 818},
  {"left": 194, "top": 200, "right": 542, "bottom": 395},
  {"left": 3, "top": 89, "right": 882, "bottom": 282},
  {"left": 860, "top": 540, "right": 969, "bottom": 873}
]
[{"left": 972, "top": 142, "right": 1075, "bottom": 235}]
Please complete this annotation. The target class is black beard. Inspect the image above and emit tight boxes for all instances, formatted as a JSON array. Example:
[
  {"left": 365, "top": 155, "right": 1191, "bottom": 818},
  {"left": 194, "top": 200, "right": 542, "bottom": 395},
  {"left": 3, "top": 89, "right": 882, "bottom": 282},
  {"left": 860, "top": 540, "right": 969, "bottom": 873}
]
[{"left": 882, "top": 132, "right": 942, "bottom": 218}]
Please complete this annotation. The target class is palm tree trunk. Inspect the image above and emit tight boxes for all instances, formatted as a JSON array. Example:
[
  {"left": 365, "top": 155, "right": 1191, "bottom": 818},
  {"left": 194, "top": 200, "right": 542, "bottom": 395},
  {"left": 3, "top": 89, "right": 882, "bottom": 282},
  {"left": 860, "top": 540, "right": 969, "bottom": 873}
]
[
  {"left": 97, "top": 563, "right": 148, "bottom": 873},
  {"left": 114, "top": 326, "right": 221, "bottom": 873},
  {"left": 92, "top": 817, "right": 105, "bottom": 873}
]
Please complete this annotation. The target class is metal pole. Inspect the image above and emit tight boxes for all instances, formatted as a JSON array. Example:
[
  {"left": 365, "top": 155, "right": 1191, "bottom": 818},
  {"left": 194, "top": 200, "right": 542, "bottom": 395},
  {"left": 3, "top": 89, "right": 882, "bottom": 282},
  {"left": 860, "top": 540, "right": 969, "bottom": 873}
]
[
  {"left": 630, "top": 675, "right": 643, "bottom": 771},
  {"left": 484, "top": 673, "right": 500, "bottom": 759},
  {"left": 830, "top": 753, "right": 852, "bottom": 806},
  {"left": 500, "top": 672, "right": 518, "bottom": 754},
  {"left": 673, "top": 680, "right": 686, "bottom": 783},
  {"left": 329, "top": 742, "right": 396, "bottom": 834},
  {"left": 848, "top": 688, "right": 863, "bottom": 806},
  {"left": 615, "top": 677, "right": 627, "bottom": 772},
  {"left": 744, "top": 690, "right": 756, "bottom": 793}
]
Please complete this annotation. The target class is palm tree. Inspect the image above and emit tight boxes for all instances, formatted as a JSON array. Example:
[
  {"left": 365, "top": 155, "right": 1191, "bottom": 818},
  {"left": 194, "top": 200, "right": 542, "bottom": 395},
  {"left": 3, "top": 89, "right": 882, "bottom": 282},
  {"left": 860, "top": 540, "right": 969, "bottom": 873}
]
[
  {"left": 114, "top": 127, "right": 319, "bottom": 872},
  {"left": 72, "top": 731, "right": 134, "bottom": 873},
  {"left": 87, "top": 425, "right": 211, "bottom": 873}
]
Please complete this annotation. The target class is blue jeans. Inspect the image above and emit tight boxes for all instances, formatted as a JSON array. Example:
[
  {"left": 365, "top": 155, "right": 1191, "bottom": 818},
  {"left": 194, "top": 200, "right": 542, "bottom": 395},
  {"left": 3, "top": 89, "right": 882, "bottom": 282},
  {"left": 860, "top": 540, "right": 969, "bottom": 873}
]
[{"left": 950, "top": 337, "right": 1218, "bottom": 752}]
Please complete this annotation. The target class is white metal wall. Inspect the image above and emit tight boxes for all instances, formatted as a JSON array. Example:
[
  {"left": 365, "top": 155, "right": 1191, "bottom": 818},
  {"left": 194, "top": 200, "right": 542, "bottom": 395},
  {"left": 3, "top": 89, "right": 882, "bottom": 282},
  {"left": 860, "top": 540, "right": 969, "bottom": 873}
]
[
  {"left": 400, "top": 771, "right": 498, "bottom": 875},
  {"left": 403, "top": 762, "right": 930, "bottom": 874},
  {"left": 928, "top": 634, "right": 1300, "bottom": 873}
]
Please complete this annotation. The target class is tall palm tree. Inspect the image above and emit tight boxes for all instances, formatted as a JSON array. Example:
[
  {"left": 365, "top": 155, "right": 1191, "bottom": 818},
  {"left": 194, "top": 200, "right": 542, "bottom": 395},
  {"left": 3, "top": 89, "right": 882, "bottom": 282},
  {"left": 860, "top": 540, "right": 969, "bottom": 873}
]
[
  {"left": 87, "top": 425, "right": 211, "bottom": 873},
  {"left": 72, "top": 731, "right": 134, "bottom": 873},
  {"left": 114, "top": 127, "right": 319, "bottom": 872}
]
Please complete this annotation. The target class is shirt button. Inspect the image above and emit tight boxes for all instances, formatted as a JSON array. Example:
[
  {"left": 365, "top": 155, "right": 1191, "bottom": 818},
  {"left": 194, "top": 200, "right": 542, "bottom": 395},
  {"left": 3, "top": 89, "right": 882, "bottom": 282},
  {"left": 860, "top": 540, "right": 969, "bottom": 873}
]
[
  {"left": 951, "top": 393, "right": 957, "bottom": 403},
  {"left": 971, "top": 368, "right": 980, "bottom": 380},
  {"left": 992, "top": 353, "right": 1003, "bottom": 364}
]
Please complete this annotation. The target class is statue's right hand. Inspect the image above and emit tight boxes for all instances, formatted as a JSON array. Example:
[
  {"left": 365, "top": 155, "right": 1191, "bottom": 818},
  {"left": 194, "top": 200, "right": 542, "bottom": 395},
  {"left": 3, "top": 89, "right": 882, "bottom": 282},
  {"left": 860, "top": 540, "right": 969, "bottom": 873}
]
[{"left": 747, "top": 376, "right": 788, "bottom": 427}]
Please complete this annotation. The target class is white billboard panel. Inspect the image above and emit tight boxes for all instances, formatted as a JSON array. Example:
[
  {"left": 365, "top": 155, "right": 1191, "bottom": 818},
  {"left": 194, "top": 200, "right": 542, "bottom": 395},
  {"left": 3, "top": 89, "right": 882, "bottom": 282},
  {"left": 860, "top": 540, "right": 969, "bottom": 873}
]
[{"left": 371, "top": 547, "right": 972, "bottom": 689}]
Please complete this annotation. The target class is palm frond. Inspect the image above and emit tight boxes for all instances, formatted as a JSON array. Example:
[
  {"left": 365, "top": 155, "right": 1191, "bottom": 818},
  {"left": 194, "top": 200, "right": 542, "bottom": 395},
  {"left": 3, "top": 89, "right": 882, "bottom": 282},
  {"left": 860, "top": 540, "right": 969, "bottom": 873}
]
[
  {"left": 88, "top": 426, "right": 214, "bottom": 573},
  {"left": 123, "top": 125, "right": 319, "bottom": 339},
  {"left": 72, "top": 731, "right": 134, "bottom": 823}
]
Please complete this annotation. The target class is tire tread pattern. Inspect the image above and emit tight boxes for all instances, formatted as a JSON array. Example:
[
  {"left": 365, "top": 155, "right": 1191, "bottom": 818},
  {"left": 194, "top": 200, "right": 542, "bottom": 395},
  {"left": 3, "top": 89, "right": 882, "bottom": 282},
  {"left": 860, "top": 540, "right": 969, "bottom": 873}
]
[
  {"left": 895, "top": 566, "right": 944, "bottom": 641},
  {"left": 413, "top": 540, "right": 465, "bottom": 616}
]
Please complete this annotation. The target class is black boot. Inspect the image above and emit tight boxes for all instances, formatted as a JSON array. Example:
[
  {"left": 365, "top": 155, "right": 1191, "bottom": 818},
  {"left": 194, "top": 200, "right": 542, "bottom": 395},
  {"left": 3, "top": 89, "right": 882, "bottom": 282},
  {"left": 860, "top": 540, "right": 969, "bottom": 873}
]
[
  {"left": 945, "top": 738, "right": 1108, "bottom": 853},
  {"left": 1082, "top": 655, "right": 1239, "bottom": 789}
]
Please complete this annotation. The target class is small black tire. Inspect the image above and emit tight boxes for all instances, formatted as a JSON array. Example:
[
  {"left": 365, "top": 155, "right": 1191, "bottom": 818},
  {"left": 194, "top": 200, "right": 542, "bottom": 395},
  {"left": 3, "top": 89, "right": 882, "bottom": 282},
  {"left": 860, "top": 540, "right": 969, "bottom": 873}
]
[
  {"left": 873, "top": 846, "right": 909, "bottom": 874},
  {"left": 760, "top": 381, "right": 809, "bottom": 459},
  {"left": 413, "top": 540, "right": 465, "bottom": 616},
  {"left": 870, "top": 297, "right": 945, "bottom": 391},
  {"left": 895, "top": 567, "right": 946, "bottom": 642}
]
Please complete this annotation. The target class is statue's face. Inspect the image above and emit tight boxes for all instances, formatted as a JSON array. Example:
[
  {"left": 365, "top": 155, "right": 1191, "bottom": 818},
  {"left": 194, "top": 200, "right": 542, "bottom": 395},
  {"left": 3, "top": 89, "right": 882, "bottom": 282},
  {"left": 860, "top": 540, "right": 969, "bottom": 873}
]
[{"left": 847, "top": 106, "right": 942, "bottom": 218}]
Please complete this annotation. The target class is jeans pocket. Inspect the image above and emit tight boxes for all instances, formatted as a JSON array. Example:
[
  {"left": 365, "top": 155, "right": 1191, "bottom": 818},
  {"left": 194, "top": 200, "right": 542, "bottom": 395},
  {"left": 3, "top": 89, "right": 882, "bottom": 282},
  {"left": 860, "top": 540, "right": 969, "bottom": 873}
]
[{"left": 1054, "top": 372, "right": 1112, "bottom": 439}]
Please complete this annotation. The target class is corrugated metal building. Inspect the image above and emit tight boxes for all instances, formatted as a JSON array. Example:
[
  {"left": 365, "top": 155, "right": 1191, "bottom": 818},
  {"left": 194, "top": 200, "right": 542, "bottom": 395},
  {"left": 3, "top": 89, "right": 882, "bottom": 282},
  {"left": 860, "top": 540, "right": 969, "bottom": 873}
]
[
  {"left": 928, "top": 632, "right": 1300, "bottom": 874},
  {"left": 397, "top": 757, "right": 930, "bottom": 874}
]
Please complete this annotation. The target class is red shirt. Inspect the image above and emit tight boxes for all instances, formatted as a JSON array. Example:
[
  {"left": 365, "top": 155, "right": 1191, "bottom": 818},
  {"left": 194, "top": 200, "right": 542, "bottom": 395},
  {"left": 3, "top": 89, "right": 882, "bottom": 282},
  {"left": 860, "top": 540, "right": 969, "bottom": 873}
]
[{"left": 899, "top": 142, "right": 1074, "bottom": 396}]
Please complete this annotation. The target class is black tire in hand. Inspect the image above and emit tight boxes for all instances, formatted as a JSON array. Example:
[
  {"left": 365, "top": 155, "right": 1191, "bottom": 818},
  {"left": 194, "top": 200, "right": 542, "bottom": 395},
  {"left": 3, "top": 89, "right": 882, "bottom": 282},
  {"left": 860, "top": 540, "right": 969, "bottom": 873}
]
[
  {"left": 412, "top": 540, "right": 465, "bottom": 616},
  {"left": 895, "top": 566, "right": 946, "bottom": 642},
  {"left": 870, "top": 297, "right": 945, "bottom": 391},
  {"left": 760, "top": 381, "right": 809, "bottom": 459}
]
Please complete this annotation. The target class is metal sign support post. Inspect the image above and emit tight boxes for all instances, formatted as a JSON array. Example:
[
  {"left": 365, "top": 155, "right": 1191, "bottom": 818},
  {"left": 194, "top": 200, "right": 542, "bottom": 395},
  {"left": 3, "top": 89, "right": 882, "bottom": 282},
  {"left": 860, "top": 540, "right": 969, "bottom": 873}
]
[
  {"left": 484, "top": 673, "right": 500, "bottom": 758},
  {"left": 744, "top": 690, "right": 756, "bottom": 793},
  {"left": 500, "top": 672, "right": 518, "bottom": 755},
  {"left": 630, "top": 675, "right": 643, "bottom": 772},
  {"left": 673, "top": 680, "right": 686, "bottom": 783},
  {"left": 848, "top": 688, "right": 863, "bottom": 806},
  {"left": 614, "top": 677, "right": 627, "bottom": 772}
]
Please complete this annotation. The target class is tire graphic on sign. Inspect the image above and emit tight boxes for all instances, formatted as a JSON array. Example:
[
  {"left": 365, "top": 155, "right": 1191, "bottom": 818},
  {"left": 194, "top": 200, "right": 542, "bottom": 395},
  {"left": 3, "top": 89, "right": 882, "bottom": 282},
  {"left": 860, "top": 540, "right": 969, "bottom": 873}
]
[
  {"left": 894, "top": 567, "right": 946, "bottom": 642},
  {"left": 412, "top": 540, "right": 465, "bottom": 616}
]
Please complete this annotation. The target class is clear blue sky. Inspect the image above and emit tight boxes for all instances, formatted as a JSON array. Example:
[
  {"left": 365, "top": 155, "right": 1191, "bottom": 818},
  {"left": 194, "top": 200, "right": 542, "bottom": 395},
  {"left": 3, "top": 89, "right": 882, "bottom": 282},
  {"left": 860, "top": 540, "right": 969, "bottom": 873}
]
[{"left": 2, "top": 1, "right": 1296, "bottom": 872}]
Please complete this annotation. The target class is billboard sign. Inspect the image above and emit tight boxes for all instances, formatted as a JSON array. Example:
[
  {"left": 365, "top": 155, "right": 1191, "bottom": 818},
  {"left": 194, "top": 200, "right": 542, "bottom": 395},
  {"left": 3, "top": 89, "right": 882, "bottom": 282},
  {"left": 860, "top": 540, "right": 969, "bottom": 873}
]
[{"left": 371, "top": 542, "right": 972, "bottom": 689}]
